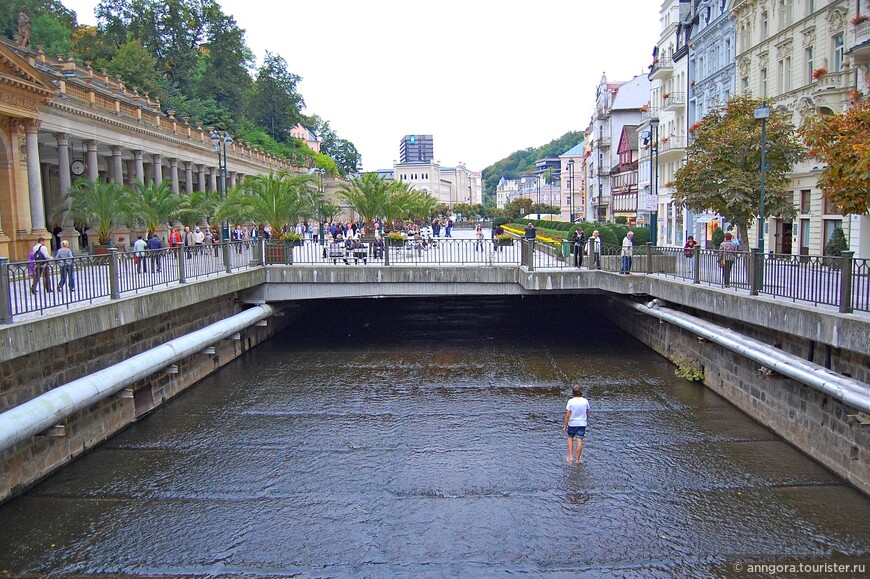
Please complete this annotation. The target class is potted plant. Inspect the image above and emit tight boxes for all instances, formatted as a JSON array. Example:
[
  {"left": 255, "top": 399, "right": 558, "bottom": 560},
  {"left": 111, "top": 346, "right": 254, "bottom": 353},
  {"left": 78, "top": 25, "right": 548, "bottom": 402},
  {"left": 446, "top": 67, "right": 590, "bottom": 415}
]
[
  {"left": 55, "top": 179, "right": 129, "bottom": 254},
  {"left": 494, "top": 233, "right": 514, "bottom": 247},
  {"left": 386, "top": 231, "right": 407, "bottom": 247},
  {"left": 280, "top": 232, "right": 303, "bottom": 247},
  {"left": 851, "top": 14, "right": 868, "bottom": 26},
  {"left": 812, "top": 67, "right": 828, "bottom": 80},
  {"left": 216, "top": 171, "right": 321, "bottom": 264},
  {"left": 663, "top": 92, "right": 671, "bottom": 100}
]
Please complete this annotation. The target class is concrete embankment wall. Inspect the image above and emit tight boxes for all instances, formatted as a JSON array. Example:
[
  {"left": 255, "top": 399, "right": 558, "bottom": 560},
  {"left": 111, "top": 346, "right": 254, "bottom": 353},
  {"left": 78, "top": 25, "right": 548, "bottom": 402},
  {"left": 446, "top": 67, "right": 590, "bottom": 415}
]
[
  {"left": 605, "top": 299, "right": 870, "bottom": 495},
  {"left": 0, "top": 270, "right": 289, "bottom": 502}
]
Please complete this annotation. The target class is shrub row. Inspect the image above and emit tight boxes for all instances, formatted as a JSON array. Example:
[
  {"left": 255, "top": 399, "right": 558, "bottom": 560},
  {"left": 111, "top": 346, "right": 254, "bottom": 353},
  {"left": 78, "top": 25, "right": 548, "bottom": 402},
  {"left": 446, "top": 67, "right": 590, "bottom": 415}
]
[{"left": 507, "top": 220, "right": 652, "bottom": 247}]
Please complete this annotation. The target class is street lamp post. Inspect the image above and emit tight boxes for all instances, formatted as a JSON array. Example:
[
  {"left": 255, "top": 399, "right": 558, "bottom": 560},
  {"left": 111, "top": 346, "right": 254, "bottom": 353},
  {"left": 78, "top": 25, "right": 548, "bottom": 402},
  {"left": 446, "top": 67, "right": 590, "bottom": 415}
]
[
  {"left": 754, "top": 101, "right": 770, "bottom": 253},
  {"left": 316, "top": 168, "right": 326, "bottom": 245},
  {"left": 211, "top": 129, "right": 232, "bottom": 240},
  {"left": 567, "top": 159, "right": 575, "bottom": 222},
  {"left": 649, "top": 117, "right": 660, "bottom": 245},
  {"left": 597, "top": 126, "right": 603, "bottom": 222},
  {"left": 536, "top": 176, "right": 541, "bottom": 218}
]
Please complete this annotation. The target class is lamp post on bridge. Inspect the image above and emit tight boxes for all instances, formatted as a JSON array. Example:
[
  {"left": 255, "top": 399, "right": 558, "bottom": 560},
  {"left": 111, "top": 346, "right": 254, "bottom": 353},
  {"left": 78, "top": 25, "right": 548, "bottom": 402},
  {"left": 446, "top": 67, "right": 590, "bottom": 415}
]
[
  {"left": 567, "top": 159, "right": 575, "bottom": 222},
  {"left": 754, "top": 101, "right": 770, "bottom": 254},
  {"left": 210, "top": 129, "right": 232, "bottom": 241}
]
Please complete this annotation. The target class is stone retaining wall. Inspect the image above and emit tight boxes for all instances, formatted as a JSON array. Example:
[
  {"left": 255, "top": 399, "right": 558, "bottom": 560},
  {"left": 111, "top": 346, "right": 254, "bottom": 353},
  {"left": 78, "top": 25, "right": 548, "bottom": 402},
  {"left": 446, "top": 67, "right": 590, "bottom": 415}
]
[
  {"left": 0, "top": 272, "right": 290, "bottom": 502},
  {"left": 605, "top": 299, "right": 870, "bottom": 495}
]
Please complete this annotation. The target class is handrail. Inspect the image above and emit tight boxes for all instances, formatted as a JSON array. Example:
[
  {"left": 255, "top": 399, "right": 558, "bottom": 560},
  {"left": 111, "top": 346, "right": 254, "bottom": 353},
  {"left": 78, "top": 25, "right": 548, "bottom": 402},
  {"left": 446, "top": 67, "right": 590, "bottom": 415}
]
[{"left": 3, "top": 241, "right": 867, "bottom": 322}]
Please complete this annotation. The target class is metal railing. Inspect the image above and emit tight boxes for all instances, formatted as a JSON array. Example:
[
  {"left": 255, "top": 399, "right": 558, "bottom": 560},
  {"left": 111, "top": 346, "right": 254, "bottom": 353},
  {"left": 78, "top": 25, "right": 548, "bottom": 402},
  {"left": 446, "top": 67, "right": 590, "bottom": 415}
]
[
  {"left": 0, "top": 241, "right": 258, "bottom": 323},
  {"left": 3, "top": 240, "right": 868, "bottom": 322}
]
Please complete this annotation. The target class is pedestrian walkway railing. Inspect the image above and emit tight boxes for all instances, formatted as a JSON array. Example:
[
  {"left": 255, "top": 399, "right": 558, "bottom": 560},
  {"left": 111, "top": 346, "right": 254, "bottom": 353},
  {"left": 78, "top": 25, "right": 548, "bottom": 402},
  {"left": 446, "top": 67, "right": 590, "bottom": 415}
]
[
  {"left": 651, "top": 245, "right": 867, "bottom": 314},
  {"left": 2, "top": 240, "right": 867, "bottom": 323},
  {"left": 0, "top": 241, "right": 258, "bottom": 323}
]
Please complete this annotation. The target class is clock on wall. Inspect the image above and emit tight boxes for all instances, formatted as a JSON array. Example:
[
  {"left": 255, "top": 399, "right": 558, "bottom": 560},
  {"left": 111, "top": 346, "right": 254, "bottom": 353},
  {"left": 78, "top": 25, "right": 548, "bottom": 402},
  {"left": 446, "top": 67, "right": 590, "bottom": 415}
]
[{"left": 70, "top": 159, "right": 86, "bottom": 176}]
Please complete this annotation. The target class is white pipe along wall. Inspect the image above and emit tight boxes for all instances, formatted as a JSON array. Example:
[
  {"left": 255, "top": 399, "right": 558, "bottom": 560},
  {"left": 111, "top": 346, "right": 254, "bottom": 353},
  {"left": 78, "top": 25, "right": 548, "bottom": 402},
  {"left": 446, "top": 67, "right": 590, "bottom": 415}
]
[
  {"left": 0, "top": 304, "right": 273, "bottom": 455},
  {"left": 628, "top": 299, "right": 870, "bottom": 414}
]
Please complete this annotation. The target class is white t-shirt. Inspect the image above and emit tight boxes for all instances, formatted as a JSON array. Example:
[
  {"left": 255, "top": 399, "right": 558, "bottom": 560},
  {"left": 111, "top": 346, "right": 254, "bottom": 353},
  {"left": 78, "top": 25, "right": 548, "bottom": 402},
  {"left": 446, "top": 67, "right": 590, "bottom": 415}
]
[{"left": 566, "top": 396, "right": 589, "bottom": 427}]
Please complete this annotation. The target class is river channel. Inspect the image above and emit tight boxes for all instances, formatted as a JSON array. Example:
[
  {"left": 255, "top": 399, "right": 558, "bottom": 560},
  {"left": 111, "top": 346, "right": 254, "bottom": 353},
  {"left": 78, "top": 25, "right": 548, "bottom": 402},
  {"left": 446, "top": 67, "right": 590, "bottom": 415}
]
[{"left": 1, "top": 295, "right": 869, "bottom": 577}]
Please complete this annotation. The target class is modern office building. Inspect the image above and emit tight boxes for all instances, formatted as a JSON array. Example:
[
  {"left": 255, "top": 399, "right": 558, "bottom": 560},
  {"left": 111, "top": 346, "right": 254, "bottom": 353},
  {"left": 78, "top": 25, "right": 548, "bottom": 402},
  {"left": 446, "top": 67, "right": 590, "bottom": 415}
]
[{"left": 398, "top": 135, "right": 434, "bottom": 164}]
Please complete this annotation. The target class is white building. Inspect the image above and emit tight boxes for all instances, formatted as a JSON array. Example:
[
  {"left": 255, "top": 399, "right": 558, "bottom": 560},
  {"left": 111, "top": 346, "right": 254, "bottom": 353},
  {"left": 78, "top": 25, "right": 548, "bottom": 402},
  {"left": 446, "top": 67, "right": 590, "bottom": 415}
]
[
  {"left": 588, "top": 73, "right": 650, "bottom": 223},
  {"left": 390, "top": 160, "right": 483, "bottom": 206}
]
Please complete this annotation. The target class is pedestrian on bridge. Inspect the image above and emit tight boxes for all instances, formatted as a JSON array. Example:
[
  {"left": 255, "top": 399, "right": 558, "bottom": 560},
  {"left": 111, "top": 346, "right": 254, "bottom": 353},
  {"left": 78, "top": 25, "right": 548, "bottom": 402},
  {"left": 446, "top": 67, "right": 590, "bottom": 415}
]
[
  {"left": 147, "top": 233, "right": 163, "bottom": 272},
  {"left": 55, "top": 239, "right": 74, "bottom": 292},
  {"left": 572, "top": 227, "right": 586, "bottom": 268},
  {"left": 589, "top": 230, "right": 601, "bottom": 269},
  {"left": 30, "top": 237, "right": 53, "bottom": 294},
  {"left": 133, "top": 234, "right": 148, "bottom": 273},
  {"left": 563, "top": 386, "right": 590, "bottom": 464},
  {"left": 620, "top": 231, "right": 634, "bottom": 274},
  {"left": 719, "top": 232, "right": 738, "bottom": 288}
]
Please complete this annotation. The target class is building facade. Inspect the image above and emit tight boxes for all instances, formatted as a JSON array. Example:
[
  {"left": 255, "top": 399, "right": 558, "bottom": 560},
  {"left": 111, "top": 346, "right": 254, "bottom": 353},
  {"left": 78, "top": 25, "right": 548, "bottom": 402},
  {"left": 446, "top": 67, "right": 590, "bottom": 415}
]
[
  {"left": 0, "top": 39, "right": 292, "bottom": 260},
  {"left": 587, "top": 73, "right": 649, "bottom": 224},
  {"left": 732, "top": 0, "right": 868, "bottom": 257},
  {"left": 560, "top": 143, "right": 586, "bottom": 222},
  {"left": 391, "top": 160, "right": 483, "bottom": 207}
]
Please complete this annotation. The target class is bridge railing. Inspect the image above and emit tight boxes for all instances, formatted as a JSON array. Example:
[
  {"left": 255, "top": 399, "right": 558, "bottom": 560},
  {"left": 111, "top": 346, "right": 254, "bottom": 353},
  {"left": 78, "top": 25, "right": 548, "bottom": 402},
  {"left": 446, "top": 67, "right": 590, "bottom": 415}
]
[
  {"left": 0, "top": 241, "right": 258, "bottom": 323},
  {"left": 4, "top": 241, "right": 868, "bottom": 321},
  {"left": 649, "top": 245, "right": 867, "bottom": 313}
]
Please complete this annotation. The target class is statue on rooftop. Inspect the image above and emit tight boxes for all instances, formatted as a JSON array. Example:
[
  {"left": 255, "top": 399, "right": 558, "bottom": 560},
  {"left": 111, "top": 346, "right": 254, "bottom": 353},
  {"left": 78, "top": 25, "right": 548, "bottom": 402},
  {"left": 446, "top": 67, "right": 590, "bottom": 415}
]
[{"left": 17, "top": 7, "right": 31, "bottom": 49}]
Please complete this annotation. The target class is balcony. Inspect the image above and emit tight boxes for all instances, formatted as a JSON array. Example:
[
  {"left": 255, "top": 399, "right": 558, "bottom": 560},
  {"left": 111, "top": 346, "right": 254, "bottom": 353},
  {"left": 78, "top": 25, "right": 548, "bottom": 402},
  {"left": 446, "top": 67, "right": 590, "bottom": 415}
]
[
  {"left": 662, "top": 92, "right": 685, "bottom": 112},
  {"left": 648, "top": 57, "right": 673, "bottom": 80},
  {"left": 851, "top": 19, "right": 870, "bottom": 55},
  {"left": 656, "top": 136, "right": 686, "bottom": 160}
]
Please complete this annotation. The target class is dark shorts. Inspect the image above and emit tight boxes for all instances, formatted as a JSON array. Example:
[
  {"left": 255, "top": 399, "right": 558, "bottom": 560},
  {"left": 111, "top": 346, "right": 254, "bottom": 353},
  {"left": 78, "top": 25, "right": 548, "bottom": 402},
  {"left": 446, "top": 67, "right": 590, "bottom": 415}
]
[{"left": 567, "top": 425, "right": 586, "bottom": 438}]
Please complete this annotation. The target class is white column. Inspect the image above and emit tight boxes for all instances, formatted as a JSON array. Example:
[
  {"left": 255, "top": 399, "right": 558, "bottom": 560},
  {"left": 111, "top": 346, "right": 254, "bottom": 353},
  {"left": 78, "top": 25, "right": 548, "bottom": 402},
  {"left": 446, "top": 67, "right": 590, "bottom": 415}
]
[
  {"left": 110, "top": 145, "right": 124, "bottom": 183},
  {"left": 152, "top": 154, "right": 163, "bottom": 186},
  {"left": 55, "top": 133, "right": 71, "bottom": 195},
  {"left": 25, "top": 120, "right": 48, "bottom": 234},
  {"left": 169, "top": 158, "right": 179, "bottom": 193},
  {"left": 133, "top": 150, "right": 144, "bottom": 183},
  {"left": 197, "top": 165, "right": 207, "bottom": 192},
  {"left": 209, "top": 168, "right": 218, "bottom": 192},
  {"left": 184, "top": 162, "right": 194, "bottom": 194},
  {"left": 85, "top": 140, "right": 99, "bottom": 182},
  {"left": 54, "top": 133, "right": 80, "bottom": 252}
]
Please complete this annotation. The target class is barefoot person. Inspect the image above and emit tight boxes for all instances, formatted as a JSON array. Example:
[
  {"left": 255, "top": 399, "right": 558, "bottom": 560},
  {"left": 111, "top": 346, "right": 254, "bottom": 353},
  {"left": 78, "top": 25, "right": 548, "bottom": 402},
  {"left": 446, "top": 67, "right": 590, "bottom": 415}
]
[{"left": 563, "top": 386, "right": 590, "bottom": 463}]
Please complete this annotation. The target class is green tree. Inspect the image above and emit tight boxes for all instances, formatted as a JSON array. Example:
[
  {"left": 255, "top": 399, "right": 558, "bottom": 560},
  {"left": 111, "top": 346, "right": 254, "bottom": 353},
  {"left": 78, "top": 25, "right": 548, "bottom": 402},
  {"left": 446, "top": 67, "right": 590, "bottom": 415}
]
[
  {"left": 248, "top": 52, "right": 304, "bottom": 142},
  {"left": 123, "top": 180, "right": 183, "bottom": 235},
  {"left": 673, "top": 96, "right": 805, "bottom": 234},
  {"left": 801, "top": 98, "right": 870, "bottom": 216},
  {"left": 175, "top": 188, "right": 220, "bottom": 227},
  {"left": 217, "top": 171, "right": 318, "bottom": 234},
  {"left": 338, "top": 172, "right": 399, "bottom": 234},
  {"left": 104, "top": 40, "right": 162, "bottom": 98}
]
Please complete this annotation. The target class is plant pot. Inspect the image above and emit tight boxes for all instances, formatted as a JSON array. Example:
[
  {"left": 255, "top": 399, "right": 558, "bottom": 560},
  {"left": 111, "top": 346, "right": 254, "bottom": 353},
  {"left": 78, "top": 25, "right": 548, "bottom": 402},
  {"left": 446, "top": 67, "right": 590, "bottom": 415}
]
[
  {"left": 92, "top": 243, "right": 111, "bottom": 255},
  {"left": 265, "top": 242, "right": 294, "bottom": 264},
  {"left": 387, "top": 238, "right": 405, "bottom": 248}
]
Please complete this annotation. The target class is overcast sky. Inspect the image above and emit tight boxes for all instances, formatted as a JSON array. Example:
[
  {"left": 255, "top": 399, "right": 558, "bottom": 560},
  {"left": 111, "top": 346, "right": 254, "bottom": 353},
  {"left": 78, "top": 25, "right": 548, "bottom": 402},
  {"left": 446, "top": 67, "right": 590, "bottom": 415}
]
[{"left": 63, "top": 0, "right": 661, "bottom": 172}]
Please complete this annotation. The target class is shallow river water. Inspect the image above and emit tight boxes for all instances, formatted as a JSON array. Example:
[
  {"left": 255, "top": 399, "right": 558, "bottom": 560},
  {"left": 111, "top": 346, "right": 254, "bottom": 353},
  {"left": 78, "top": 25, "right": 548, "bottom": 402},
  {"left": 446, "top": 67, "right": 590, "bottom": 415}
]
[{"left": 1, "top": 296, "right": 869, "bottom": 577}]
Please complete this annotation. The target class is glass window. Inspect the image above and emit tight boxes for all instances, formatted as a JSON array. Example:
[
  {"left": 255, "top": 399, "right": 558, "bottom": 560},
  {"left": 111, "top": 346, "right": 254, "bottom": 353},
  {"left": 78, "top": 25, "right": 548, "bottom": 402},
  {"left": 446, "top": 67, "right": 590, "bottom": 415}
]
[
  {"left": 806, "top": 46, "right": 814, "bottom": 84},
  {"left": 800, "top": 189, "right": 811, "bottom": 213},
  {"left": 762, "top": 11, "right": 768, "bottom": 40},
  {"left": 833, "top": 33, "right": 844, "bottom": 72},
  {"left": 761, "top": 68, "right": 768, "bottom": 97},
  {"left": 824, "top": 194, "right": 840, "bottom": 215}
]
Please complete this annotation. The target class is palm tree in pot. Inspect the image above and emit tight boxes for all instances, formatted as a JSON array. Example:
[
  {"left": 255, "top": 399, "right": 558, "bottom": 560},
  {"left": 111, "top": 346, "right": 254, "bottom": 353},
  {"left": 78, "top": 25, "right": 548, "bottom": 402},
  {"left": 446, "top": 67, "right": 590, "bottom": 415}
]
[{"left": 55, "top": 179, "right": 130, "bottom": 253}]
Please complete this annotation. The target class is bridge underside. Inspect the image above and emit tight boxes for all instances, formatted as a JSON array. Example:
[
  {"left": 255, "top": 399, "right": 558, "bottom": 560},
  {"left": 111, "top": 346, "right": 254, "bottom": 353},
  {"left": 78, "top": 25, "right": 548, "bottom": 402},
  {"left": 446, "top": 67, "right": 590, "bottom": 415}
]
[{"left": 245, "top": 265, "right": 869, "bottom": 359}]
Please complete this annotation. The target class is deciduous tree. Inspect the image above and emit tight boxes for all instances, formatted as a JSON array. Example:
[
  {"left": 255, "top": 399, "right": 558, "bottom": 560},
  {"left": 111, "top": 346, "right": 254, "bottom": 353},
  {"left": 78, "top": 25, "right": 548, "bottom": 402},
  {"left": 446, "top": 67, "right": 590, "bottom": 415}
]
[
  {"left": 800, "top": 98, "right": 870, "bottom": 215},
  {"left": 673, "top": 96, "right": 806, "bottom": 233}
]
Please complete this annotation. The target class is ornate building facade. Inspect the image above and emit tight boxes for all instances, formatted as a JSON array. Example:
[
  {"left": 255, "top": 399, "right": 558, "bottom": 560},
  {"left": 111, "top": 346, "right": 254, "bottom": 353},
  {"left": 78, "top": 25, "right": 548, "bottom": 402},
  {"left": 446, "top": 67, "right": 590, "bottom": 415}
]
[
  {"left": 732, "top": 0, "right": 868, "bottom": 257},
  {"left": 0, "top": 38, "right": 293, "bottom": 260}
]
